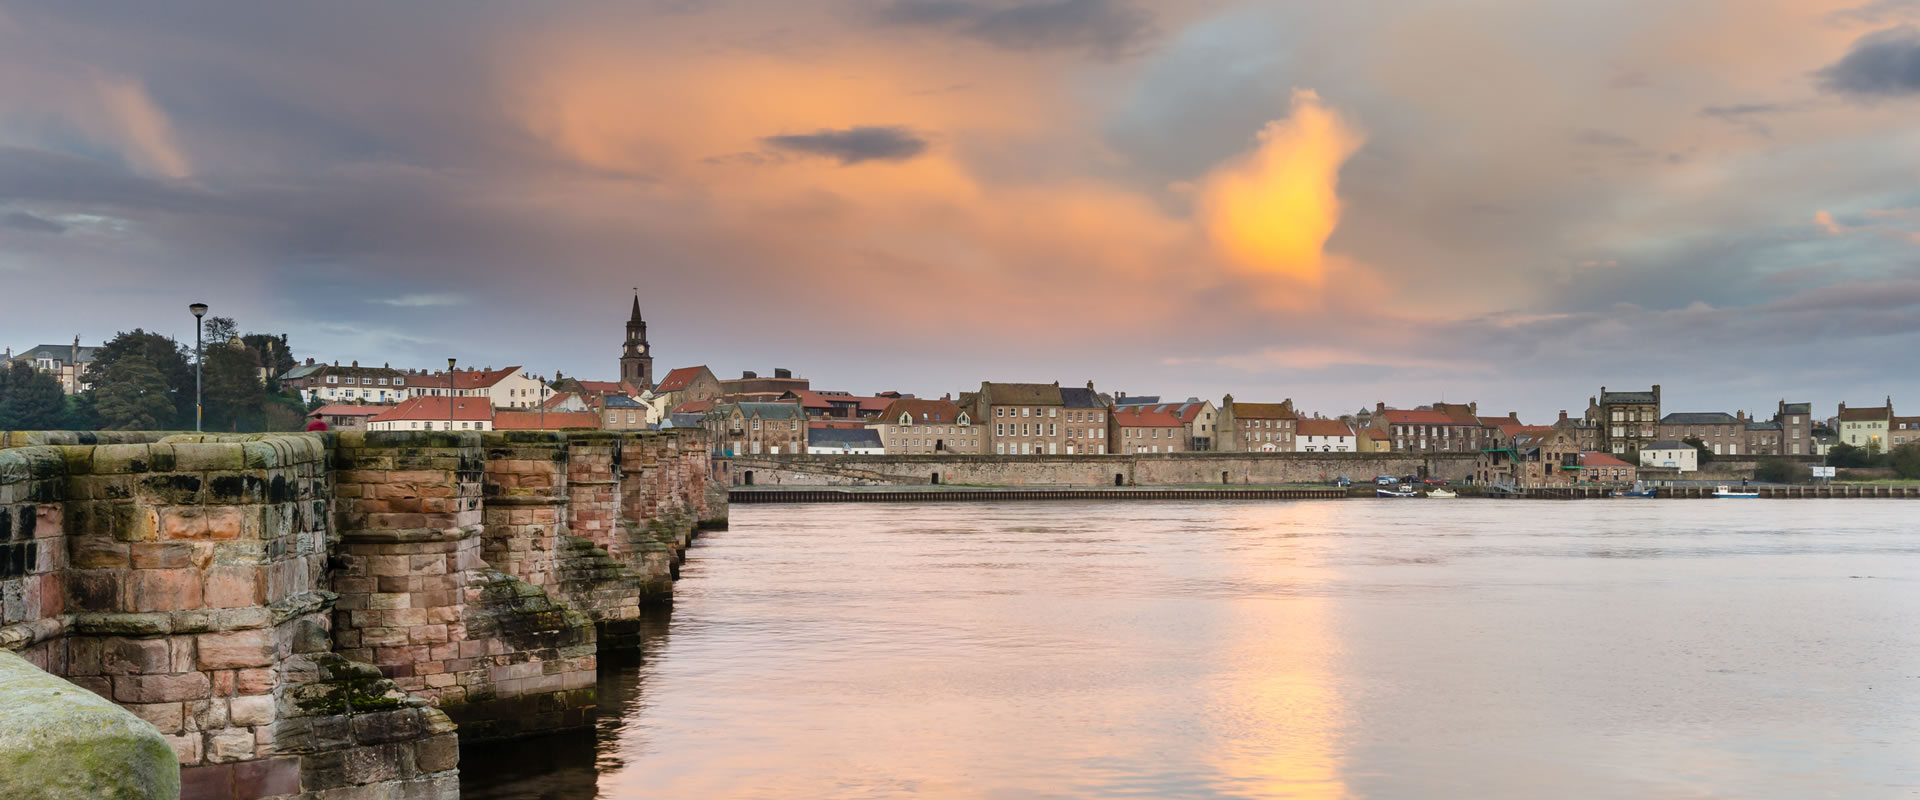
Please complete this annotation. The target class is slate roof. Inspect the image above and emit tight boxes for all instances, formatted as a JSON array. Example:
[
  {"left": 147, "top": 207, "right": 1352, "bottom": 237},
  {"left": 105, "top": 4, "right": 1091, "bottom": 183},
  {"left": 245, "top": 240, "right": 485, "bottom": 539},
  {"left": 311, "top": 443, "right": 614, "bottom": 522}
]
[
  {"left": 1059, "top": 386, "right": 1105, "bottom": 409},
  {"left": 1644, "top": 440, "right": 1690, "bottom": 450},
  {"left": 1600, "top": 389, "right": 1658, "bottom": 404},
  {"left": 876, "top": 398, "right": 966, "bottom": 425},
  {"left": 1781, "top": 402, "right": 1812, "bottom": 415},
  {"left": 809, "top": 428, "right": 884, "bottom": 449},
  {"left": 664, "top": 413, "right": 705, "bottom": 429},
  {"left": 280, "top": 364, "right": 324, "bottom": 381},
  {"left": 985, "top": 382, "right": 1064, "bottom": 406},
  {"left": 9, "top": 343, "right": 99, "bottom": 364},
  {"left": 1745, "top": 421, "right": 1781, "bottom": 431},
  {"left": 1112, "top": 395, "right": 1161, "bottom": 406},
  {"left": 603, "top": 395, "right": 645, "bottom": 409},
  {"left": 1661, "top": 412, "right": 1740, "bottom": 425}
]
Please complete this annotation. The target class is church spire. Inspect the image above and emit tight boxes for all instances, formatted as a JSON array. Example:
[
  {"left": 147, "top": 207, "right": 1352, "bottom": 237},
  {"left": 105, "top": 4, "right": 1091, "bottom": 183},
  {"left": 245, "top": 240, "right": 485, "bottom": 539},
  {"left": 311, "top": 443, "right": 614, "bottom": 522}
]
[{"left": 630, "top": 290, "right": 642, "bottom": 322}]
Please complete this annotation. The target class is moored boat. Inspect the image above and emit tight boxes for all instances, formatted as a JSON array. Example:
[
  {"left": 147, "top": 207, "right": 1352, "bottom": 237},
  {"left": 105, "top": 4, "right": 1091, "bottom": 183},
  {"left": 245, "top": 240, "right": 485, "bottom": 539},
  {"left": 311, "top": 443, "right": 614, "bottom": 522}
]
[
  {"left": 1614, "top": 481, "right": 1657, "bottom": 498},
  {"left": 1426, "top": 488, "right": 1457, "bottom": 498},
  {"left": 1377, "top": 484, "right": 1418, "bottom": 498},
  {"left": 1711, "top": 485, "right": 1759, "bottom": 498}
]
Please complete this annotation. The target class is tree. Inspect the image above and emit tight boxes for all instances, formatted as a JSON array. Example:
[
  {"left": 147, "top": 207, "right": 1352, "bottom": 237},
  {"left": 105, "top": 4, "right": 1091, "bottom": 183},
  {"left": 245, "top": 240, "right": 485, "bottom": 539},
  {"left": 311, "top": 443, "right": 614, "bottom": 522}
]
[
  {"left": 87, "top": 329, "right": 191, "bottom": 428},
  {"left": 1753, "top": 458, "right": 1801, "bottom": 484},
  {"left": 0, "top": 361, "right": 68, "bottom": 430},
  {"left": 1890, "top": 443, "right": 1920, "bottom": 480},
  {"left": 202, "top": 342, "right": 265, "bottom": 432},
  {"left": 1682, "top": 436, "right": 1714, "bottom": 466},
  {"left": 202, "top": 316, "right": 240, "bottom": 346},
  {"left": 1827, "top": 442, "right": 1881, "bottom": 468},
  {"left": 242, "top": 333, "right": 296, "bottom": 381},
  {"left": 93, "top": 359, "right": 177, "bottom": 431}
]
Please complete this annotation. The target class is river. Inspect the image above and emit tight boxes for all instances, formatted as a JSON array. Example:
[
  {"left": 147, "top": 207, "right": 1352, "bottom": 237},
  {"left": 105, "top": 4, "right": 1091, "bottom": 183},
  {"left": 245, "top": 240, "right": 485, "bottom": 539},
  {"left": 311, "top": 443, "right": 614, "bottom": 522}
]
[{"left": 462, "top": 499, "right": 1920, "bottom": 799}]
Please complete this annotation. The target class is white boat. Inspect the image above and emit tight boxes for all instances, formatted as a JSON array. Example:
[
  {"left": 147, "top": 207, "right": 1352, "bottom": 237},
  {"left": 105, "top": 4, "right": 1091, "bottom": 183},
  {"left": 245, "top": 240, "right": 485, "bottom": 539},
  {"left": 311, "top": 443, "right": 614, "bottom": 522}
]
[
  {"left": 1377, "top": 484, "right": 1418, "bottom": 498},
  {"left": 1711, "top": 485, "right": 1759, "bottom": 498},
  {"left": 1426, "top": 488, "right": 1457, "bottom": 498}
]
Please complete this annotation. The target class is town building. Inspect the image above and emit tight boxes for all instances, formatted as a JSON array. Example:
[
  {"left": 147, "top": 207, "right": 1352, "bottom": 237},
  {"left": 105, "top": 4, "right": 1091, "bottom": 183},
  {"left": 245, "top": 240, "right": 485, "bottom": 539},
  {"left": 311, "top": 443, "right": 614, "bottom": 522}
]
[
  {"left": 650, "top": 365, "right": 723, "bottom": 417},
  {"left": 1551, "top": 409, "right": 1600, "bottom": 452},
  {"left": 1657, "top": 411, "right": 1749, "bottom": 456},
  {"left": 1744, "top": 420, "right": 1783, "bottom": 455},
  {"left": 783, "top": 390, "right": 897, "bottom": 421},
  {"left": 597, "top": 394, "right": 651, "bottom": 430},
  {"left": 1577, "top": 452, "right": 1637, "bottom": 484},
  {"left": 869, "top": 397, "right": 980, "bottom": 454},
  {"left": 968, "top": 381, "right": 1109, "bottom": 455},
  {"left": 619, "top": 294, "right": 654, "bottom": 388},
  {"left": 282, "top": 361, "right": 411, "bottom": 405},
  {"left": 704, "top": 401, "right": 808, "bottom": 456},
  {"left": 406, "top": 366, "right": 551, "bottom": 409},
  {"left": 720, "top": 369, "right": 808, "bottom": 401},
  {"left": 1061, "top": 384, "right": 1110, "bottom": 456},
  {"left": 1111, "top": 405, "right": 1186, "bottom": 453},
  {"left": 1354, "top": 427, "right": 1391, "bottom": 453},
  {"left": 1775, "top": 401, "right": 1814, "bottom": 455},
  {"left": 540, "top": 392, "right": 590, "bottom": 412},
  {"left": 366, "top": 396, "right": 493, "bottom": 432},
  {"left": 1890, "top": 416, "right": 1920, "bottom": 448},
  {"left": 1476, "top": 428, "right": 1580, "bottom": 488},
  {"left": 1591, "top": 385, "right": 1661, "bottom": 455},
  {"left": 1639, "top": 440, "right": 1698, "bottom": 472},
  {"left": 306, "top": 404, "right": 390, "bottom": 432},
  {"left": 493, "top": 411, "right": 601, "bottom": 430},
  {"left": 1294, "top": 418, "right": 1356, "bottom": 452},
  {"left": 6, "top": 339, "right": 99, "bottom": 394},
  {"left": 1836, "top": 398, "right": 1893, "bottom": 449},
  {"left": 1219, "top": 395, "right": 1298, "bottom": 452},
  {"left": 1372, "top": 402, "right": 1489, "bottom": 453},
  {"left": 807, "top": 427, "right": 886, "bottom": 455}
]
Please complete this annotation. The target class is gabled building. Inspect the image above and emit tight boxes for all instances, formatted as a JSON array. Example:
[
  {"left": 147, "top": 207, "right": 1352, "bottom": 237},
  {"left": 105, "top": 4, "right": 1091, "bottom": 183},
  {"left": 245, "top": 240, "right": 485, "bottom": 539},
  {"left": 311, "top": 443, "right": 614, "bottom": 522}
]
[
  {"left": 406, "top": 366, "right": 551, "bottom": 409},
  {"left": 1219, "top": 395, "right": 1297, "bottom": 452},
  {"left": 1294, "top": 418, "right": 1356, "bottom": 452},
  {"left": 1552, "top": 409, "right": 1600, "bottom": 452},
  {"left": 703, "top": 401, "right": 808, "bottom": 456},
  {"left": 868, "top": 397, "right": 979, "bottom": 454},
  {"left": 1591, "top": 385, "right": 1661, "bottom": 455},
  {"left": 1372, "top": 402, "right": 1488, "bottom": 453},
  {"left": 1060, "top": 384, "right": 1110, "bottom": 456},
  {"left": 650, "top": 366, "right": 722, "bottom": 416},
  {"left": 1890, "top": 416, "right": 1920, "bottom": 448},
  {"left": 6, "top": 339, "right": 99, "bottom": 395},
  {"left": 1836, "top": 398, "right": 1893, "bottom": 449},
  {"left": 283, "top": 361, "right": 411, "bottom": 405},
  {"left": 1111, "top": 405, "right": 1186, "bottom": 454},
  {"left": 597, "top": 394, "right": 651, "bottom": 431},
  {"left": 1477, "top": 428, "right": 1580, "bottom": 488}
]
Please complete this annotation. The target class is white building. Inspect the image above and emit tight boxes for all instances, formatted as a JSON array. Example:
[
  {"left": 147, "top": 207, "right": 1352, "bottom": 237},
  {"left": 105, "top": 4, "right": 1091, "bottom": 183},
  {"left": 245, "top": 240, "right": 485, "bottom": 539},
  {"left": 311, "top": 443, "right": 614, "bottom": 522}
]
[
  {"left": 807, "top": 427, "right": 886, "bottom": 455},
  {"left": 1638, "top": 440, "right": 1698, "bottom": 472},
  {"left": 407, "top": 366, "right": 553, "bottom": 409},
  {"left": 1294, "top": 418, "right": 1356, "bottom": 452}
]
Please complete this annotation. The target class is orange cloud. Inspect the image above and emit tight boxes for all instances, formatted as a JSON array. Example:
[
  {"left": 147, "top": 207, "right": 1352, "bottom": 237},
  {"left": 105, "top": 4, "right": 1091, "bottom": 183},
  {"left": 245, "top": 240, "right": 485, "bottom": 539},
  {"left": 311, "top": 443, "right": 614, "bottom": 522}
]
[
  {"left": 92, "top": 76, "right": 191, "bottom": 179},
  {"left": 1196, "top": 90, "right": 1365, "bottom": 290}
]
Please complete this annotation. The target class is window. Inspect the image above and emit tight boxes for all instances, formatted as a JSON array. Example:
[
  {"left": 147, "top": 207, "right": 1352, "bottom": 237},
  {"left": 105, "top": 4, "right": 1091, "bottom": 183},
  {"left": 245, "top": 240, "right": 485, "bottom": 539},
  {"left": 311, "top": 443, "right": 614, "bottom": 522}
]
[
  {"left": 1049, "top": 408, "right": 1057, "bottom": 418},
  {"left": 752, "top": 419, "right": 760, "bottom": 430},
  {"left": 997, "top": 423, "right": 1005, "bottom": 436},
  {"left": 997, "top": 408, "right": 1004, "bottom": 417},
  {"left": 996, "top": 443, "right": 1005, "bottom": 454},
  {"left": 327, "top": 375, "right": 338, "bottom": 384},
  {"left": 609, "top": 412, "right": 618, "bottom": 424},
  {"left": 1023, "top": 408, "right": 1030, "bottom": 417},
  {"left": 394, "top": 377, "right": 404, "bottom": 386}
]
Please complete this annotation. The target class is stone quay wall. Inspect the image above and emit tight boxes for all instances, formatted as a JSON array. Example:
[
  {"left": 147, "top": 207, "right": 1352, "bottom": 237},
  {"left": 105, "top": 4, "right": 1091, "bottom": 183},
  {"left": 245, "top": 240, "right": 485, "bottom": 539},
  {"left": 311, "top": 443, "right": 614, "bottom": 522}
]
[
  {"left": 722, "top": 451, "right": 1480, "bottom": 488},
  {"left": 0, "top": 428, "right": 725, "bottom": 800}
]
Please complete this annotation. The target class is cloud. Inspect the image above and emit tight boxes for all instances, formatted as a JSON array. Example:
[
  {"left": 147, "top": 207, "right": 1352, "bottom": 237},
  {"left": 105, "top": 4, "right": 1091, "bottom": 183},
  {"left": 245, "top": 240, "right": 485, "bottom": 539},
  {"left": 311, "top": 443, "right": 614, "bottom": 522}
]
[
  {"left": 1195, "top": 89, "right": 1366, "bottom": 291},
  {"left": 1815, "top": 25, "right": 1920, "bottom": 97},
  {"left": 758, "top": 126, "right": 929, "bottom": 165},
  {"left": 874, "top": 0, "right": 1155, "bottom": 58},
  {"left": 1827, "top": 0, "right": 1920, "bottom": 26},
  {"left": 2, "top": 210, "right": 65, "bottom": 234},
  {"left": 368, "top": 293, "right": 468, "bottom": 308},
  {"left": 1700, "top": 102, "right": 1789, "bottom": 136},
  {"left": 91, "top": 76, "right": 193, "bottom": 179}
]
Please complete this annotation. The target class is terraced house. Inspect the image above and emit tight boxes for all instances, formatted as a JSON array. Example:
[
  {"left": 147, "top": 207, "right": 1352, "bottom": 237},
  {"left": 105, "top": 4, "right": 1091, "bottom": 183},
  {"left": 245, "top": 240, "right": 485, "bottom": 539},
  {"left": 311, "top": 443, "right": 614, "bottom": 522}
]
[
  {"left": 1370, "top": 401, "right": 1489, "bottom": 453},
  {"left": 1836, "top": 399, "right": 1893, "bottom": 449},
  {"left": 1111, "top": 405, "right": 1186, "bottom": 453},
  {"left": 1591, "top": 385, "right": 1661, "bottom": 454},
  {"left": 869, "top": 397, "right": 980, "bottom": 454},
  {"left": 1775, "top": 401, "right": 1814, "bottom": 455},
  {"left": 704, "top": 401, "right": 808, "bottom": 455},
  {"left": 971, "top": 381, "right": 1109, "bottom": 455},
  {"left": 1219, "top": 396, "right": 1298, "bottom": 452}
]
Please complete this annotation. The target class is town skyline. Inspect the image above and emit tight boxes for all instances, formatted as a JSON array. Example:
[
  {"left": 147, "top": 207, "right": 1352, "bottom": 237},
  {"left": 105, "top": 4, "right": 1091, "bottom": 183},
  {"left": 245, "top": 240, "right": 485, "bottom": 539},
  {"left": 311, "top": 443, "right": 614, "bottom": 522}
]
[{"left": 3, "top": 2, "right": 1919, "bottom": 418}]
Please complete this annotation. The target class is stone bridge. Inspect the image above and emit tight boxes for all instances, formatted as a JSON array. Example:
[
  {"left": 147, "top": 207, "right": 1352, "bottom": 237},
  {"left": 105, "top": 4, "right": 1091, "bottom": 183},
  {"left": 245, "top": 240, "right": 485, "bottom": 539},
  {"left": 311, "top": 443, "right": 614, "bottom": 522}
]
[
  {"left": 722, "top": 451, "right": 1481, "bottom": 487},
  {"left": 0, "top": 428, "right": 725, "bottom": 800}
]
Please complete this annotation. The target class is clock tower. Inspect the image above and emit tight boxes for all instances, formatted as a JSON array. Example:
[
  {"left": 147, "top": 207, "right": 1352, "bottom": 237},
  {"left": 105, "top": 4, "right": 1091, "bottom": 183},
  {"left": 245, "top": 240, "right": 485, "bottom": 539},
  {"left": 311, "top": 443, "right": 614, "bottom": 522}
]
[{"left": 620, "top": 293, "right": 653, "bottom": 388}]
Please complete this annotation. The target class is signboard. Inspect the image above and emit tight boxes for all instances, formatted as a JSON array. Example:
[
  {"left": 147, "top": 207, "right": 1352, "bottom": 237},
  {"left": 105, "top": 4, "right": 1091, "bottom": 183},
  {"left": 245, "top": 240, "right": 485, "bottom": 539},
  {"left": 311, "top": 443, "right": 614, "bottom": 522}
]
[{"left": 1811, "top": 465, "right": 1836, "bottom": 478}]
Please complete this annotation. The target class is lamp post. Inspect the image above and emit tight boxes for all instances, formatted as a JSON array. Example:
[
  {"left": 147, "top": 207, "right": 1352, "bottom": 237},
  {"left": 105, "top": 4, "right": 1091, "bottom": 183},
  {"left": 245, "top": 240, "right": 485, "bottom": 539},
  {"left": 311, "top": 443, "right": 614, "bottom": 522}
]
[
  {"left": 446, "top": 358, "right": 456, "bottom": 431},
  {"left": 189, "top": 303, "right": 208, "bottom": 432}
]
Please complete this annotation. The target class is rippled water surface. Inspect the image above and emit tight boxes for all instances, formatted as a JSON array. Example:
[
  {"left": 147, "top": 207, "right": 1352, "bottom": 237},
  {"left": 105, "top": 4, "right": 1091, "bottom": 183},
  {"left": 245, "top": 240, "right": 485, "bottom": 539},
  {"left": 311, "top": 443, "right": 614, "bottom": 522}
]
[{"left": 463, "top": 500, "right": 1920, "bottom": 799}]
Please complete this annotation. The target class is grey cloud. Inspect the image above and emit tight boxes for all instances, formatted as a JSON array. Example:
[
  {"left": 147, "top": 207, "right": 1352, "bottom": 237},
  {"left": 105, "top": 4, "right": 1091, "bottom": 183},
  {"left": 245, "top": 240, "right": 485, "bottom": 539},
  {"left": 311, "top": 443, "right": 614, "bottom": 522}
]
[
  {"left": 1827, "top": 0, "right": 1920, "bottom": 25},
  {"left": 3, "top": 211, "right": 66, "bottom": 234},
  {"left": 874, "top": 0, "right": 1154, "bottom": 58},
  {"left": 1815, "top": 25, "right": 1920, "bottom": 97},
  {"left": 1700, "top": 103, "right": 1787, "bottom": 136},
  {"left": 1574, "top": 129, "right": 1639, "bottom": 149},
  {"left": 759, "top": 126, "right": 929, "bottom": 165}
]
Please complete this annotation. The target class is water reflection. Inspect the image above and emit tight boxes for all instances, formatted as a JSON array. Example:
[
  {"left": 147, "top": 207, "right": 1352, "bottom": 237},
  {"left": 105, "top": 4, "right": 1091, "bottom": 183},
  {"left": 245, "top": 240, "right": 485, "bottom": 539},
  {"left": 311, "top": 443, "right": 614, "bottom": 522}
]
[{"left": 457, "top": 500, "right": 1920, "bottom": 799}]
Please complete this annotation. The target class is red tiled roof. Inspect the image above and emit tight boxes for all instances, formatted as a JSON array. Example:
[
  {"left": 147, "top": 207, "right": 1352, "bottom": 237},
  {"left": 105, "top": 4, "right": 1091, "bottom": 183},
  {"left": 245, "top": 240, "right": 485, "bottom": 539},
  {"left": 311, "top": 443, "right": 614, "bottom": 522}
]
[
  {"left": 785, "top": 390, "right": 837, "bottom": 409},
  {"left": 671, "top": 399, "right": 714, "bottom": 414},
  {"left": 369, "top": 396, "right": 494, "bottom": 423},
  {"left": 1579, "top": 451, "right": 1634, "bottom": 467},
  {"left": 493, "top": 411, "right": 601, "bottom": 430},
  {"left": 1380, "top": 409, "right": 1455, "bottom": 425},
  {"left": 857, "top": 396, "right": 895, "bottom": 412},
  {"left": 407, "top": 366, "right": 523, "bottom": 390},
  {"left": 540, "top": 392, "right": 580, "bottom": 410},
  {"left": 1295, "top": 418, "right": 1354, "bottom": 437},
  {"left": 654, "top": 366, "right": 710, "bottom": 393},
  {"left": 573, "top": 380, "right": 632, "bottom": 396},
  {"left": 308, "top": 404, "right": 392, "bottom": 418},
  {"left": 1230, "top": 402, "right": 1296, "bottom": 419},
  {"left": 1838, "top": 405, "right": 1891, "bottom": 422},
  {"left": 1111, "top": 406, "right": 1183, "bottom": 427}
]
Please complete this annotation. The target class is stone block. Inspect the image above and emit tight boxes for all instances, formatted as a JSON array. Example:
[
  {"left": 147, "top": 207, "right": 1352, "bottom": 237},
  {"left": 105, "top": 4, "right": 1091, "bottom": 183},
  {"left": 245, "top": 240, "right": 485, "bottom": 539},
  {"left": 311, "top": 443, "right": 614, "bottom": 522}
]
[
  {"left": 180, "top": 762, "right": 235, "bottom": 800},
  {"left": 204, "top": 567, "right": 261, "bottom": 609},
  {"left": 233, "top": 756, "right": 300, "bottom": 799},
  {"left": 127, "top": 701, "right": 185, "bottom": 735},
  {"left": 229, "top": 694, "right": 275, "bottom": 726},
  {"left": 198, "top": 629, "right": 276, "bottom": 670},
  {"left": 130, "top": 542, "right": 194, "bottom": 569},
  {"left": 415, "top": 732, "right": 459, "bottom": 773},
  {"left": 205, "top": 729, "right": 258, "bottom": 763},
  {"left": 113, "top": 671, "right": 212, "bottom": 703},
  {"left": 101, "top": 636, "right": 171, "bottom": 675},
  {"left": 128, "top": 567, "right": 203, "bottom": 612},
  {"left": 190, "top": 697, "right": 230, "bottom": 730}
]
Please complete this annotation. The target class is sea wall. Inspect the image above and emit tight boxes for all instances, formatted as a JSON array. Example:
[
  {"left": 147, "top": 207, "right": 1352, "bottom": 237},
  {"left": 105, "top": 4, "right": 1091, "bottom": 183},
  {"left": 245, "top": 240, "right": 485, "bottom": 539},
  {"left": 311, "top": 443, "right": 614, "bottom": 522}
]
[
  {"left": 0, "top": 428, "right": 725, "bottom": 800},
  {"left": 722, "top": 452, "right": 1480, "bottom": 487}
]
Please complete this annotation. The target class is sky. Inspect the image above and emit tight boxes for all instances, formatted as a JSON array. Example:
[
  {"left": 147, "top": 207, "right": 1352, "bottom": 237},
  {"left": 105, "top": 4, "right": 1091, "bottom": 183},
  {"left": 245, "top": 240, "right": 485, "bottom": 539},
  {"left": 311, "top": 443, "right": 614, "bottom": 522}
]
[{"left": 2, "top": 0, "right": 1918, "bottom": 421}]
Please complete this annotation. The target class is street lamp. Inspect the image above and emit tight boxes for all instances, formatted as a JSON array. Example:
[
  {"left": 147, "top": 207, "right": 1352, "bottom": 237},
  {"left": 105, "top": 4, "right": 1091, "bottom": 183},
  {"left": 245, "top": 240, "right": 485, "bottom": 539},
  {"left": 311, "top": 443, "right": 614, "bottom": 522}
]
[
  {"left": 446, "top": 357, "right": 456, "bottom": 431},
  {"left": 189, "top": 303, "right": 208, "bottom": 432}
]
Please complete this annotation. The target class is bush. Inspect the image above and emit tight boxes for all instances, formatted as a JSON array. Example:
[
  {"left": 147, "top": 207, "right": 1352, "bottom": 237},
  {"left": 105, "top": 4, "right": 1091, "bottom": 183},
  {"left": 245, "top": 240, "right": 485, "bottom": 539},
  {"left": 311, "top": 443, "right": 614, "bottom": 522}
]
[
  {"left": 1891, "top": 443, "right": 1920, "bottom": 480},
  {"left": 1753, "top": 458, "right": 1802, "bottom": 484}
]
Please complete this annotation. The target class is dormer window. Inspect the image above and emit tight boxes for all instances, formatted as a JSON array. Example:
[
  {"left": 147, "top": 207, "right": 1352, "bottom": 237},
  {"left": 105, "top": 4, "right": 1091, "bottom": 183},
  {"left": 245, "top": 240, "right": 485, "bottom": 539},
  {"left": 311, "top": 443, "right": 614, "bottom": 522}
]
[{"left": 901, "top": 413, "right": 912, "bottom": 425}]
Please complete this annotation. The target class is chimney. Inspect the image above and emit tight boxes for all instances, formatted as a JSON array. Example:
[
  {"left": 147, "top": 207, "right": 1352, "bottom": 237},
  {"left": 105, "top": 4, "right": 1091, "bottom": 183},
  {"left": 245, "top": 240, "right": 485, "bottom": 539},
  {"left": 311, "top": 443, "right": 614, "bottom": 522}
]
[
  {"left": 383, "top": 362, "right": 389, "bottom": 369},
  {"left": 352, "top": 360, "right": 358, "bottom": 368},
  {"left": 1086, "top": 380, "right": 1095, "bottom": 391},
  {"left": 742, "top": 370, "right": 757, "bottom": 379},
  {"left": 1652, "top": 384, "right": 1661, "bottom": 403},
  {"left": 1558, "top": 410, "right": 1569, "bottom": 423},
  {"left": 306, "top": 357, "right": 314, "bottom": 366},
  {"left": 1376, "top": 401, "right": 1387, "bottom": 414},
  {"left": 774, "top": 368, "right": 791, "bottom": 379}
]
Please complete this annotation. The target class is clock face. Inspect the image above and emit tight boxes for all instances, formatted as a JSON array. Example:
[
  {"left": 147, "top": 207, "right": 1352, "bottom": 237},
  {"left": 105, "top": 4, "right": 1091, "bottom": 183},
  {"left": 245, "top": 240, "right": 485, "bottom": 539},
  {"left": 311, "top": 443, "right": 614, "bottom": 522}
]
[{"left": 638, "top": 345, "right": 647, "bottom": 354}]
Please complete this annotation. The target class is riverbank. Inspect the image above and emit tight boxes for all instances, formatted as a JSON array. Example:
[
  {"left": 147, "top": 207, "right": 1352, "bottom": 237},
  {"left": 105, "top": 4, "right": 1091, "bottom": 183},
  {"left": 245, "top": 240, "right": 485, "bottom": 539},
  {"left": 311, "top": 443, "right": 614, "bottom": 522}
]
[{"left": 731, "top": 483, "right": 1920, "bottom": 502}]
